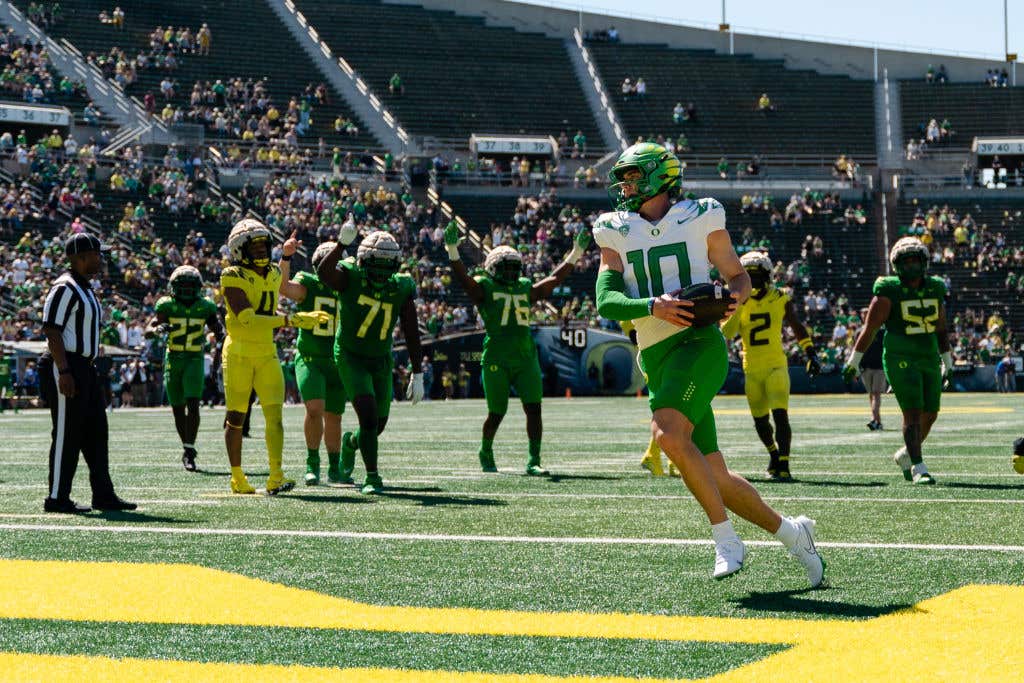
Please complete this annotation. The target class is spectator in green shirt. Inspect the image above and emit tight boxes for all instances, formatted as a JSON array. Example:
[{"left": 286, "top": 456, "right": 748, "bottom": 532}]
[{"left": 389, "top": 73, "right": 403, "bottom": 95}]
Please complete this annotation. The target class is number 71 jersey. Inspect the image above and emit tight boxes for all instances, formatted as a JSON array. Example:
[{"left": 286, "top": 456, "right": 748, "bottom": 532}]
[
  {"left": 593, "top": 197, "right": 725, "bottom": 349},
  {"left": 334, "top": 259, "right": 416, "bottom": 358}
]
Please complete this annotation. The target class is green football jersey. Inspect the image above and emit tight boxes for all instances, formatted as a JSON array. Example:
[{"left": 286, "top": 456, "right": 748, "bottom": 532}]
[
  {"left": 333, "top": 259, "right": 416, "bottom": 358},
  {"left": 0, "top": 357, "right": 12, "bottom": 387},
  {"left": 155, "top": 295, "right": 218, "bottom": 358},
  {"left": 474, "top": 275, "right": 536, "bottom": 358},
  {"left": 873, "top": 275, "right": 946, "bottom": 359},
  {"left": 294, "top": 271, "right": 340, "bottom": 358}
]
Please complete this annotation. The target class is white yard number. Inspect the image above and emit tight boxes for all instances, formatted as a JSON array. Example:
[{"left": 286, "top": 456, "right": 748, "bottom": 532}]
[
  {"left": 901, "top": 298, "right": 939, "bottom": 335},
  {"left": 494, "top": 293, "right": 530, "bottom": 326},
  {"left": 356, "top": 294, "right": 393, "bottom": 341}
]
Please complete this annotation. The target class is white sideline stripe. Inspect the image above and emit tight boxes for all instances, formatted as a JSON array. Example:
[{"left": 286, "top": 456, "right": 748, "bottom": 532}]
[{"left": 0, "top": 523, "right": 1022, "bottom": 552}]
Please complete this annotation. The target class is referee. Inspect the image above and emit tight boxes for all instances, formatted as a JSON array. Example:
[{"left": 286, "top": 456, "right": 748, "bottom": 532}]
[{"left": 39, "top": 233, "right": 135, "bottom": 514}]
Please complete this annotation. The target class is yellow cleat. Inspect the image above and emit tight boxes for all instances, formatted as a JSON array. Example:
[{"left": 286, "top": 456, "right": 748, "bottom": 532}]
[
  {"left": 230, "top": 476, "right": 256, "bottom": 495},
  {"left": 640, "top": 451, "right": 664, "bottom": 476},
  {"left": 265, "top": 474, "right": 296, "bottom": 496},
  {"left": 668, "top": 461, "right": 679, "bottom": 477},
  {"left": 1013, "top": 454, "right": 1024, "bottom": 475}
]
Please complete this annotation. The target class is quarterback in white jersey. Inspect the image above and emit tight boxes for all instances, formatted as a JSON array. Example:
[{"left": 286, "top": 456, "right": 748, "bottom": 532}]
[{"left": 594, "top": 143, "right": 824, "bottom": 586}]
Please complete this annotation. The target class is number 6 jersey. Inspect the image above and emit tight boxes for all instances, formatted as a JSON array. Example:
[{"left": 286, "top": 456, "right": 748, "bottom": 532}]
[
  {"left": 873, "top": 275, "right": 947, "bottom": 360},
  {"left": 593, "top": 197, "right": 725, "bottom": 349}
]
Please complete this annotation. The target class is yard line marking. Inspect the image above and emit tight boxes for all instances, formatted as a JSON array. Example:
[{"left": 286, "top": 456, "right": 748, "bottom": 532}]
[{"left": 1, "top": 523, "right": 1022, "bottom": 552}]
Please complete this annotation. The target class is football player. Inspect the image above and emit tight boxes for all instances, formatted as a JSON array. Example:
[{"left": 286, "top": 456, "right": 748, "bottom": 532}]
[
  {"left": 0, "top": 345, "right": 15, "bottom": 414},
  {"left": 594, "top": 142, "right": 823, "bottom": 586},
  {"left": 1013, "top": 437, "right": 1024, "bottom": 475},
  {"left": 720, "top": 251, "right": 821, "bottom": 481},
  {"left": 278, "top": 234, "right": 351, "bottom": 486},
  {"left": 316, "top": 230, "right": 424, "bottom": 494},
  {"left": 220, "top": 219, "right": 329, "bottom": 495},
  {"left": 844, "top": 237, "right": 951, "bottom": 485},
  {"left": 145, "top": 265, "right": 224, "bottom": 471},
  {"left": 622, "top": 319, "right": 676, "bottom": 478},
  {"left": 444, "top": 219, "right": 591, "bottom": 475}
]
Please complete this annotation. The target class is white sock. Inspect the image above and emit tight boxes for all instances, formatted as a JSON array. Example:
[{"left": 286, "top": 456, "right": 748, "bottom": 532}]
[
  {"left": 183, "top": 443, "right": 195, "bottom": 449},
  {"left": 912, "top": 462, "right": 929, "bottom": 477},
  {"left": 774, "top": 517, "right": 799, "bottom": 548},
  {"left": 711, "top": 519, "right": 738, "bottom": 544}
]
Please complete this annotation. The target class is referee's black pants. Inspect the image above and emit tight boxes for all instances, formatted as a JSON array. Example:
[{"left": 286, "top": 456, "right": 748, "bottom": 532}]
[{"left": 39, "top": 353, "right": 115, "bottom": 503}]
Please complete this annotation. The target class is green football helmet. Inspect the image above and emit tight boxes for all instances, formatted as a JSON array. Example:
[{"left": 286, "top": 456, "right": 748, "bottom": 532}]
[
  {"left": 169, "top": 265, "right": 202, "bottom": 304},
  {"left": 889, "top": 236, "right": 929, "bottom": 282},
  {"left": 607, "top": 143, "right": 683, "bottom": 212}
]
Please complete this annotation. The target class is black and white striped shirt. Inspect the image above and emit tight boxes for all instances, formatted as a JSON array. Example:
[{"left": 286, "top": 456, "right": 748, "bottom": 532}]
[{"left": 42, "top": 271, "right": 102, "bottom": 360}]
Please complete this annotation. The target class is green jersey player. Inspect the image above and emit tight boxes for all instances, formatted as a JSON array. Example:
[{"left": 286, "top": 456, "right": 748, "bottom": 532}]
[
  {"left": 317, "top": 230, "right": 424, "bottom": 494},
  {"left": 844, "top": 237, "right": 952, "bottom": 484},
  {"left": 0, "top": 346, "right": 15, "bottom": 413},
  {"left": 279, "top": 238, "right": 347, "bottom": 486},
  {"left": 443, "top": 219, "right": 591, "bottom": 475},
  {"left": 145, "top": 265, "right": 224, "bottom": 471},
  {"left": 594, "top": 142, "right": 824, "bottom": 585}
]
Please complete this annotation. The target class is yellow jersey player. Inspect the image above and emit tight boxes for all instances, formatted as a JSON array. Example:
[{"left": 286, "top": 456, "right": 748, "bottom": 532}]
[
  {"left": 622, "top": 318, "right": 678, "bottom": 478},
  {"left": 720, "top": 251, "right": 821, "bottom": 481},
  {"left": 220, "top": 219, "right": 329, "bottom": 495}
]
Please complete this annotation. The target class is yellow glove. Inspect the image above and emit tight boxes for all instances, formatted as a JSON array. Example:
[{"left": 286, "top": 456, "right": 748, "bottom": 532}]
[{"left": 289, "top": 311, "right": 330, "bottom": 330}]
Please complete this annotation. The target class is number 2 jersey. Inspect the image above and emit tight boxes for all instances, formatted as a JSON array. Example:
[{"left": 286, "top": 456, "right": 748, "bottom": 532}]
[
  {"left": 873, "top": 275, "right": 946, "bottom": 360},
  {"left": 720, "top": 288, "right": 790, "bottom": 371},
  {"left": 593, "top": 197, "right": 725, "bottom": 350},
  {"left": 293, "top": 271, "right": 340, "bottom": 359},
  {"left": 154, "top": 295, "right": 218, "bottom": 361},
  {"left": 220, "top": 263, "right": 282, "bottom": 356},
  {"left": 474, "top": 274, "right": 536, "bottom": 360},
  {"left": 333, "top": 259, "right": 416, "bottom": 359}
]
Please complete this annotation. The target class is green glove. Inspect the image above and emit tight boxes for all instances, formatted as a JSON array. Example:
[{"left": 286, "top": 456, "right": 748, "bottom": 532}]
[
  {"left": 444, "top": 220, "right": 462, "bottom": 260},
  {"left": 841, "top": 364, "right": 858, "bottom": 383},
  {"left": 567, "top": 229, "right": 592, "bottom": 264}
]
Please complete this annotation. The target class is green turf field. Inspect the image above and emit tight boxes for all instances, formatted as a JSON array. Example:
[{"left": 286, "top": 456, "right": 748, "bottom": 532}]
[{"left": 1, "top": 393, "right": 1022, "bottom": 681}]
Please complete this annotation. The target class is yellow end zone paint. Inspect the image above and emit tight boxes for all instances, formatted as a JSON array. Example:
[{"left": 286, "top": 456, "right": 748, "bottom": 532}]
[{"left": 0, "top": 560, "right": 1021, "bottom": 681}]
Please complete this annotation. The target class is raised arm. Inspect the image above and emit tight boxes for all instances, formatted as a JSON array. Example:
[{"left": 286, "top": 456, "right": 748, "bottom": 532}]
[
  {"left": 443, "top": 220, "right": 484, "bottom": 304},
  {"left": 530, "top": 229, "right": 591, "bottom": 303},
  {"left": 315, "top": 241, "right": 350, "bottom": 293},
  {"left": 278, "top": 230, "right": 308, "bottom": 302}
]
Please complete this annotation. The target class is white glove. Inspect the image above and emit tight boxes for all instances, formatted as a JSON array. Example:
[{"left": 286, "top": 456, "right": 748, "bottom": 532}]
[
  {"left": 407, "top": 372, "right": 424, "bottom": 404},
  {"left": 941, "top": 351, "right": 953, "bottom": 375},
  {"left": 339, "top": 214, "right": 357, "bottom": 246}
]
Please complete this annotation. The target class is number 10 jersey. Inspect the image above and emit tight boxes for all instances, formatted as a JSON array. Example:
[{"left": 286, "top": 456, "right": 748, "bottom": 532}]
[{"left": 593, "top": 197, "right": 725, "bottom": 350}]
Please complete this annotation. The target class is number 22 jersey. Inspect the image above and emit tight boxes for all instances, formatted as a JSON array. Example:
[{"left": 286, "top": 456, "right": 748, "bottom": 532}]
[{"left": 154, "top": 295, "right": 218, "bottom": 360}]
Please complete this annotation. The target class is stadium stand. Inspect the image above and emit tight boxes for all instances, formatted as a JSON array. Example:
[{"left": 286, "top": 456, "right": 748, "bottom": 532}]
[
  {"left": 900, "top": 81, "right": 1024, "bottom": 147},
  {"left": 9, "top": 0, "right": 382, "bottom": 152},
  {"left": 292, "top": 0, "right": 604, "bottom": 151},
  {"left": 586, "top": 41, "right": 876, "bottom": 160}
]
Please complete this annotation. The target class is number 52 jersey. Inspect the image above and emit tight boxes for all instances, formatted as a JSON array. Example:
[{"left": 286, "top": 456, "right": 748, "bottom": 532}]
[
  {"left": 593, "top": 197, "right": 725, "bottom": 350},
  {"left": 873, "top": 275, "right": 947, "bottom": 360}
]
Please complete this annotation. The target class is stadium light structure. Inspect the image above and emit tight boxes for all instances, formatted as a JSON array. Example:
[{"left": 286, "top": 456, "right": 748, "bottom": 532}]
[
  {"left": 1006, "top": 0, "right": 1017, "bottom": 86},
  {"left": 718, "top": 0, "right": 734, "bottom": 55}
]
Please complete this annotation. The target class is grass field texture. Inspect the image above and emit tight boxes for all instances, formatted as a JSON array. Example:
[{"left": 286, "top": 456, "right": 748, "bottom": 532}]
[{"left": 0, "top": 392, "right": 1022, "bottom": 681}]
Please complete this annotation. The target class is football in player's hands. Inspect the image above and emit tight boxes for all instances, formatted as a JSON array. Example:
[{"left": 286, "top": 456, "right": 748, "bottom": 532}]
[{"left": 670, "top": 283, "right": 732, "bottom": 328}]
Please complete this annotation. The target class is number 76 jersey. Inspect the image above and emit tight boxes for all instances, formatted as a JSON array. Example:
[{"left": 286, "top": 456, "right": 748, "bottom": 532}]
[
  {"left": 593, "top": 197, "right": 725, "bottom": 349},
  {"left": 474, "top": 274, "right": 536, "bottom": 359}
]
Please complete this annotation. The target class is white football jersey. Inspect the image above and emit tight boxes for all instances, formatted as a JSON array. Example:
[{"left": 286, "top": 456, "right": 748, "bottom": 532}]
[{"left": 594, "top": 197, "right": 726, "bottom": 349}]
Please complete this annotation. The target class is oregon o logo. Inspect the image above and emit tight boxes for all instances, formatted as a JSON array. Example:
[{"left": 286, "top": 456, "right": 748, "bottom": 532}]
[{"left": 899, "top": 360, "right": 908, "bottom": 368}]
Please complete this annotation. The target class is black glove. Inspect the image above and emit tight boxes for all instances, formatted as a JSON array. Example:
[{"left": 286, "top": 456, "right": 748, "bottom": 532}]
[{"left": 804, "top": 347, "right": 821, "bottom": 378}]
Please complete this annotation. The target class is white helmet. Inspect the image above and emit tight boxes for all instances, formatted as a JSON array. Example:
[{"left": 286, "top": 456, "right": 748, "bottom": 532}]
[
  {"left": 311, "top": 241, "right": 336, "bottom": 270},
  {"left": 356, "top": 231, "right": 402, "bottom": 287},
  {"left": 227, "top": 218, "right": 272, "bottom": 266},
  {"left": 889, "top": 236, "right": 929, "bottom": 281},
  {"left": 740, "top": 250, "right": 772, "bottom": 273},
  {"left": 484, "top": 245, "right": 523, "bottom": 283}
]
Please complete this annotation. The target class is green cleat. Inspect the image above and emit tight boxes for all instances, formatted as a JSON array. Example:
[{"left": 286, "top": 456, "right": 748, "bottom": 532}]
[
  {"left": 360, "top": 473, "right": 384, "bottom": 495},
  {"left": 913, "top": 472, "right": 936, "bottom": 485},
  {"left": 305, "top": 455, "right": 320, "bottom": 486},
  {"left": 525, "top": 457, "right": 549, "bottom": 476},
  {"left": 340, "top": 432, "right": 357, "bottom": 483},
  {"left": 479, "top": 450, "right": 498, "bottom": 473}
]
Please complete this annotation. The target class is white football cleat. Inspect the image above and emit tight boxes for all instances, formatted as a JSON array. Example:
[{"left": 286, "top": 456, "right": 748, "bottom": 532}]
[
  {"left": 788, "top": 515, "right": 825, "bottom": 588},
  {"left": 893, "top": 447, "right": 912, "bottom": 481},
  {"left": 713, "top": 538, "right": 746, "bottom": 580}
]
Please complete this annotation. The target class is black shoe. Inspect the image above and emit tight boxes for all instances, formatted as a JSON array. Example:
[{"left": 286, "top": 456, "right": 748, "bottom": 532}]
[
  {"left": 44, "top": 498, "right": 91, "bottom": 514},
  {"left": 91, "top": 496, "right": 137, "bottom": 511},
  {"left": 182, "top": 447, "right": 198, "bottom": 472}
]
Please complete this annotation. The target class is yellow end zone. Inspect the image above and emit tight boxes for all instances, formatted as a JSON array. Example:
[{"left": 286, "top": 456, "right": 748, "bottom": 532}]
[{"left": 0, "top": 560, "right": 1021, "bottom": 681}]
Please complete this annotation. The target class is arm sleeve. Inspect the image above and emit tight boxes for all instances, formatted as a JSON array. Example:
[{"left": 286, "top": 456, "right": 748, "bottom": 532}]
[{"left": 596, "top": 269, "right": 650, "bottom": 321}]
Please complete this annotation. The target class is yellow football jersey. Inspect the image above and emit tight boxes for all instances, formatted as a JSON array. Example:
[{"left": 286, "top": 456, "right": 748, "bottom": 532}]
[
  {"left": 720, "top": 288, "right": 789, "bottom": 371},
  {"left": 220, "top": 263, "right": 282, "bottom": 356}
]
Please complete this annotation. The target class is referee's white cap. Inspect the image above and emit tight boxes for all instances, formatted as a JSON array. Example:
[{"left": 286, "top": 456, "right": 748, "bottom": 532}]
[{"left": 64, "top": 233, "right": 111, "bottom": 255}]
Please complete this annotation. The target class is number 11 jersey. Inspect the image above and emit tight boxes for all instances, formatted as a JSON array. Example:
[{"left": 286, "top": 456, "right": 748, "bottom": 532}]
[{"left": 593, "top": 197, "right": 725, "bottom": 350}]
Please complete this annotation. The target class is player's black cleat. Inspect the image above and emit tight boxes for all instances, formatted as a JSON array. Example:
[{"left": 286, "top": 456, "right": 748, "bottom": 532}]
[
  {"left": 182, "top": 448, "right": 198, "bottom": 472},
  {"left": 44, "top": 498, "right": 91, "bottom": 514}
]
